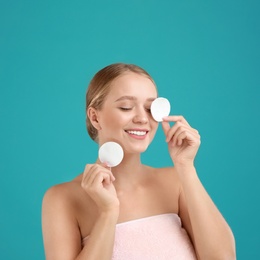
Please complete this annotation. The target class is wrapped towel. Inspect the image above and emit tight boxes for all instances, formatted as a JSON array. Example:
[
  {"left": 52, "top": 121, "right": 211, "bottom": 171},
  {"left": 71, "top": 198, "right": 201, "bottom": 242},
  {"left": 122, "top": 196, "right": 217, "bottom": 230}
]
[{"left": 82, "top": 213, "right": 197, "bottom": 260}]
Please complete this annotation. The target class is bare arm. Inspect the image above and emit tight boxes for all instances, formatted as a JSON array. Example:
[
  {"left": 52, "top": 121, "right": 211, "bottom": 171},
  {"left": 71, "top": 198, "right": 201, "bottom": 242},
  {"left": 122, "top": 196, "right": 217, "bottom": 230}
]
[
  {"left": 177, "top": 165, "right": 236, "bottom": 260},
  {"left": 77, "top": 211, "right": 118, "bottom": 260},
  {"left": 42, "top": 186, "right": 82, "bottom": 259},
  {"left": 42, "top": 164, "right": 119, "bottom": 260},
  {"left": 162, "top": 115, "right": 236, "bottom": 259}
]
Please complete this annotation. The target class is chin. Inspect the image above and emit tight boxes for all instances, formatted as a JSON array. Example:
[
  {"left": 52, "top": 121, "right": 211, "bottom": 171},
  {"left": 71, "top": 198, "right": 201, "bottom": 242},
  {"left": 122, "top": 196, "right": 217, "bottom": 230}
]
[{"left": 124, "top": 142, "right": 150, "bottom": 154}]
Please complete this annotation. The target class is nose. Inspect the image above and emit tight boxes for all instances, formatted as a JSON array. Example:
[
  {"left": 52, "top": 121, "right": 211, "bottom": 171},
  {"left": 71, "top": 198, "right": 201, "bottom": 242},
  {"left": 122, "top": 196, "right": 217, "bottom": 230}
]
[{"left": 132, "top": 108, "right": 148, "bottom": 124}]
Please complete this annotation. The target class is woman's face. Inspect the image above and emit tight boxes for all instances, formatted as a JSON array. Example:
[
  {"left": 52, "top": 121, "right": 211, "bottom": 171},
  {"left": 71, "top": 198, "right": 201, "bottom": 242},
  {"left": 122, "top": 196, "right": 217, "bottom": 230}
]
[{"left": 95, "top": 72, "right": 159, "bottom": 154}]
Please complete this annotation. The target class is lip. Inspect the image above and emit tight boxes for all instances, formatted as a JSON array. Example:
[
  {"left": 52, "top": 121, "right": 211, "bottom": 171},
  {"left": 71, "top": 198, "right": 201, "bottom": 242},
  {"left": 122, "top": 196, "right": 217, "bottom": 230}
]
[{"left": 124, "top": 129, "right": 149, "bottom": 140}]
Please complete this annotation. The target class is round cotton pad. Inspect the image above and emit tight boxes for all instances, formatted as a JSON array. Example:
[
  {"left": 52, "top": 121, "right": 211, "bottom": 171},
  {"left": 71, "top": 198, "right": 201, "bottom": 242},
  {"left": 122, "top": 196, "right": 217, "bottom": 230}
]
[
  {"left": 151, "top": 97, "right": 171, "bottom": 122},
  {"left": 98, "top": 141, "right": 124, "bottom": 167}
]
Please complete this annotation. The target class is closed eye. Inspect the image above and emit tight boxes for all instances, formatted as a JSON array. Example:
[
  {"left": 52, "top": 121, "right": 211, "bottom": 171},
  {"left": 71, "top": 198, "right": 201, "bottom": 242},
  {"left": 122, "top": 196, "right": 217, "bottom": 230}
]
[{"left": 119, "top": 107, "right": 132, "bottom": 111}]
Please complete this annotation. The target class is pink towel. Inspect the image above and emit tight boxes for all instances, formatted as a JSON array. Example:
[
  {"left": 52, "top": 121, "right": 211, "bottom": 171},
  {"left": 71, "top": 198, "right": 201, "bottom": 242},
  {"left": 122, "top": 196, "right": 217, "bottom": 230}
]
[{"left": 82, "top": 213, "right": 197, "bottom": 259}]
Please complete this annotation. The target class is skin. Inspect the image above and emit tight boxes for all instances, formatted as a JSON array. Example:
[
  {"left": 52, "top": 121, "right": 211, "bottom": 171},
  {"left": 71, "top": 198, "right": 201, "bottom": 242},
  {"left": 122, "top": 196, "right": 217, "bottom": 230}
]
[{"left": 42, "top": 72, "right": 236, "bottom": 259}]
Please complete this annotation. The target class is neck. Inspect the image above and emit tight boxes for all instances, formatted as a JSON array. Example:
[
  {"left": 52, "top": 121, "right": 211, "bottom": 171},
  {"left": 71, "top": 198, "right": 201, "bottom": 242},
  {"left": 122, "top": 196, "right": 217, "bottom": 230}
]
[{"left": 96, "top": 153, "right": 148, "bottom": 188}]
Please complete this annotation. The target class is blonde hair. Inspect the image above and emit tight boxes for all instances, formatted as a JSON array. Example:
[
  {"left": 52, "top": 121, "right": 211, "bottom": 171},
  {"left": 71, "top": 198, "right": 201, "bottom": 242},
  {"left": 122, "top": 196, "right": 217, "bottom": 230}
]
[{"left": 86, "top": 63, "right": 155, "bottom": 142}]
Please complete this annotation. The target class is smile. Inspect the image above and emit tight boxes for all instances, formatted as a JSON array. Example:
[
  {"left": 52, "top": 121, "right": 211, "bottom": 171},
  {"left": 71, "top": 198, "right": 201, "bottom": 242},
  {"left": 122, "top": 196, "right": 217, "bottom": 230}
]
[{"left": 126, "top": 130, "right": 147, "bottom": 136}]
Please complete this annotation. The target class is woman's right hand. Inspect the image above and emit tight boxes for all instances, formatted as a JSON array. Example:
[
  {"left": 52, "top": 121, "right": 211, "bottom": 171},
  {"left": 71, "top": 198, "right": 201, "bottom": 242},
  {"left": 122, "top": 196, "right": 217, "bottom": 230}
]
[{"left": 81, "top": 164, "right": 119, "bottom": 213}]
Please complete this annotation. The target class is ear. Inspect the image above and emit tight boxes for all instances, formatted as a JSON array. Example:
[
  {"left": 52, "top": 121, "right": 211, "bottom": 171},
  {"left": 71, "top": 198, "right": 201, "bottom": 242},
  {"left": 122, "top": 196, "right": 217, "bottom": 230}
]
[{"left": 87, "top": 107, "right": 102, "bottom": 130}]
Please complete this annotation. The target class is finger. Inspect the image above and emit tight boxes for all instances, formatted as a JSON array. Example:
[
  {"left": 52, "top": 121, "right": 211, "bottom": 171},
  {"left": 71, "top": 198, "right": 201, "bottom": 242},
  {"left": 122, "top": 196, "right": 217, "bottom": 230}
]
[
  {"left": 88, "top": 165, "right": 113, "bottom": 185},
  {"left": 161, "top": 121, "right": 171, "bottom": 137},
  {"left": 82, "top": 164, "right": 94, "bottom": 184},
  {"left": 100, "top": 163, "right": 115, "bottom": 181},
  {"left": 82, "top": 165, "right": 107, "bottom": 191},
  {"left": 91, "top": 164, "right": 115, "bottom": 182},
  {"left": 102, "top": 163, "right": 111, "bottom": 170},
  {"left": 82, "top": 165, "right": 98, "bottom": 190},
  {"left": 83, "top": 164, "right": 94, "bottom": 177},
  {"left": 163, "top": 115, "right": 190, "bottom": 127},
  {"left": 176, "top": 131, "right": 188, "bottom": 146},
  {"left": 165, "top": 122, "right": 190, "bottom": 143},
  {"left": 174, "top": 129, "right": 198, "bottom": 146},
  {"left": 91, "top": 172, "right": 111, "bottom": 187},
  {"left": 84, "top": 173, "right": 110, "bottom": 198},
  {"left": 96, "top": 162, "right": 115, "bottom": 181}
]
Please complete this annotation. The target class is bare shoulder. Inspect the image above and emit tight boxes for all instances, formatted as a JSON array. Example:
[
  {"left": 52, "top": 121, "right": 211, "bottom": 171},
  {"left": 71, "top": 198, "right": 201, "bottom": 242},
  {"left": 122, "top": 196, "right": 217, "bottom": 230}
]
[
  {"left": 143, "top": 166, "right": 181, "bottom": 214},
  {"left": 42, "top": 176, "right": 83, "bottom": 221},
  {"left": 150, "top": 166, "right": 180, "bottom": 183},
  {"left": 43, "top": 176, "right": 81, "bottom": 206},
  {"left": 155, "top": 166, "right": 177, "bottom": 174},
  {"left": 42, "top": 175, "right": 97, "bottom": 239},
  {"left": 42, "top": 173, "right": 97, "bottom": 223},
  {"left": 145, "top": 165, "right": 181, "bottom": 194},
  {"left": 42, "top": 176, "right": 91, "bottom": 258}
]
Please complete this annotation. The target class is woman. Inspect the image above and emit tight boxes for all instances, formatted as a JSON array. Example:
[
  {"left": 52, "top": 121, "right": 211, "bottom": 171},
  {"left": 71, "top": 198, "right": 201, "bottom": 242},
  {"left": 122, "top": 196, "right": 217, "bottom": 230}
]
[{"left": 42, "top": 63, "right": 236, "bottom": 259}]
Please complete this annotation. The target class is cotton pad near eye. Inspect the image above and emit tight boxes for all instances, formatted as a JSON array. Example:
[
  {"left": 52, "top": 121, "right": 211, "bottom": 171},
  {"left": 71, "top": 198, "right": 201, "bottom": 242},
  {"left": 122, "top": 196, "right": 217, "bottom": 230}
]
[
  {"left": 151, "top": 97, "right": 171, "bottom": 122},
  {"left": 98, "top": 141, "right": 124, "bottom": 167}
]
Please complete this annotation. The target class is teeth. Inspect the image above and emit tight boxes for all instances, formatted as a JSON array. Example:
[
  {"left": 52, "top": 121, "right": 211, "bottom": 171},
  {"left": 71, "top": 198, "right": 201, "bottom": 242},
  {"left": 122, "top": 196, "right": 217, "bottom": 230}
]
[{"left": 127, "top": 130, "right": 146, "bottom": 136}]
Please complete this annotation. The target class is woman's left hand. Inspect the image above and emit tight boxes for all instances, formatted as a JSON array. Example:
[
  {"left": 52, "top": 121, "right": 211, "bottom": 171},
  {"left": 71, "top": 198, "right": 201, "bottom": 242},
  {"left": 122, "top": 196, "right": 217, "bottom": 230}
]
[{"left": 162, "top": 115, "right": 201, "bottom": 167}]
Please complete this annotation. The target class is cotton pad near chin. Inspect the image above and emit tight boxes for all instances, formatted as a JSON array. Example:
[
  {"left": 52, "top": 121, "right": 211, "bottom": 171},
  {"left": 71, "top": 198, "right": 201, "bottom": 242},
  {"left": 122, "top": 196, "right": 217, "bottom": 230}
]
[
  {"left": 98, "top": 141, "right": 124, "bottom": 167},
  {"left": 151, "top": 97, "right": 171, "bottom": 122}
]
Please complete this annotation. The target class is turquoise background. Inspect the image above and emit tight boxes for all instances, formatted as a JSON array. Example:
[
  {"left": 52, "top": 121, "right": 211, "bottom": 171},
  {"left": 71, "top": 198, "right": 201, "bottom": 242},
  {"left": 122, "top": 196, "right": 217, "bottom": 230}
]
[{"left": 1, "top": 0, "right": 259, "bottom": 259}]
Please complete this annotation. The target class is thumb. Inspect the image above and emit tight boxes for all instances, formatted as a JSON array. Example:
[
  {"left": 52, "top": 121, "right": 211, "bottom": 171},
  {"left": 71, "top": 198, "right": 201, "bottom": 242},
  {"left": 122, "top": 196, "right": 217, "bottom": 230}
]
[
  {"left": 101, "top": 162, "right": 115, "bottom": 181},
  {"left": 161, "top": 121, "right": 170, "bottom": 136},
  {"left": 101, "top": 162, "right": 111, "bottom": 171}
]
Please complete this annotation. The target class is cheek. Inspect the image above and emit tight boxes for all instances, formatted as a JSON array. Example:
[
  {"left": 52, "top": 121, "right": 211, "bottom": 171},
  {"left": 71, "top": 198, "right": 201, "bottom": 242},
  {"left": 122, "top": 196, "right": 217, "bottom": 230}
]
[
  {"left": 151, "top": 121, "right": 159, "bottom": 134},
  {"left": 100, "top": 111, "right": 127, "bottom": 129}
]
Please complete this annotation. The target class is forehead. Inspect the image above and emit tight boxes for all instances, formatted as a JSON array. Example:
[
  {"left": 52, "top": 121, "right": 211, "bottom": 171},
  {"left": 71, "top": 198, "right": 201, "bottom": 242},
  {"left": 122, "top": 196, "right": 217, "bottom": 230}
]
[{"left": 108, "top": 72, "right": 157, "bottom": 99}]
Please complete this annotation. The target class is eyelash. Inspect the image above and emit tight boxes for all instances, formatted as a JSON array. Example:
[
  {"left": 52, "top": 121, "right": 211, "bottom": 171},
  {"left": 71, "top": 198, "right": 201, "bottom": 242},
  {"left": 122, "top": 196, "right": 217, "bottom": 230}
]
[
  {"left": 120, "top": 107, "right": 132, "bottom": 111},
  {"left": 119, "top": 107, "right": 151, "bottom": 113}
]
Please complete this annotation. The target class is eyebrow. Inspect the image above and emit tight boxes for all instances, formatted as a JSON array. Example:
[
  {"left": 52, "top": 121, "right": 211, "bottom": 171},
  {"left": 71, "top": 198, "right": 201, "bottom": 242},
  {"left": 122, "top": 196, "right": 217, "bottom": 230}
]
[{"left": 115, "top": 96, "right": 156, "bottom": 102}]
